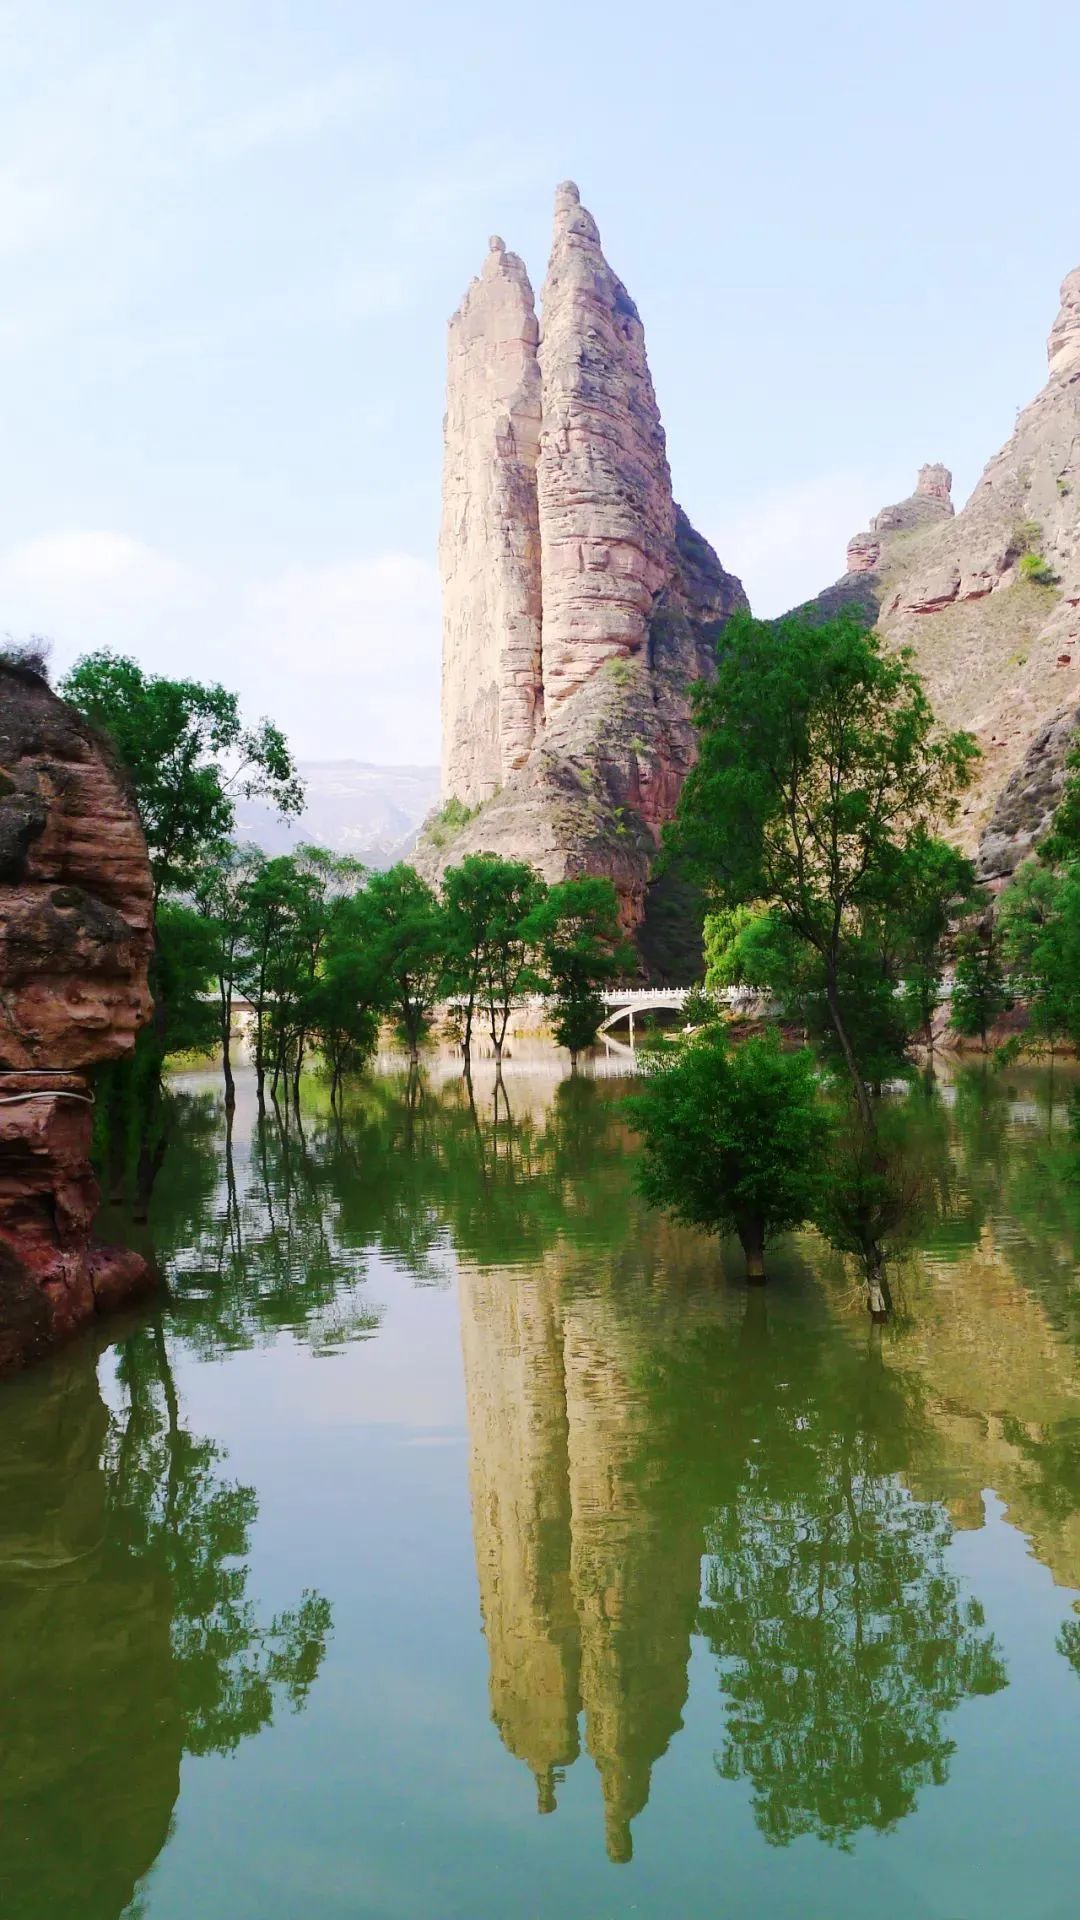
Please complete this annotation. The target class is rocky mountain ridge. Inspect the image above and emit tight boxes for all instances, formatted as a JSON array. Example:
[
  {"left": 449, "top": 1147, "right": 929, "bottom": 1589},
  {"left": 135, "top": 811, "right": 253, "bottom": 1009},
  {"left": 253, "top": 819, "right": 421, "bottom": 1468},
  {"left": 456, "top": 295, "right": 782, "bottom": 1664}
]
[
  {"left": 235, "top": 759, "right": 438, "bottom": 866},
  {"left": 803, "top": 267, "right": 1080, "bottom": 880}
]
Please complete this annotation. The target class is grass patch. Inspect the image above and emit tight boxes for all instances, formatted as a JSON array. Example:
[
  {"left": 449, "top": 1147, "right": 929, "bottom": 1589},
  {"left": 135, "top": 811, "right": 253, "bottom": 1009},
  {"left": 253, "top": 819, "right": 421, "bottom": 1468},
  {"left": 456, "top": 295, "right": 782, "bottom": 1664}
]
[
  {"left": 427, "top": 794, "right": 480, "bottom": 849},
  {"left": 602, "top": 654, "right": 633, "bottom": 688},
  {"left": 1019, "top": 552, "right": 1058, "bottom": 587}
]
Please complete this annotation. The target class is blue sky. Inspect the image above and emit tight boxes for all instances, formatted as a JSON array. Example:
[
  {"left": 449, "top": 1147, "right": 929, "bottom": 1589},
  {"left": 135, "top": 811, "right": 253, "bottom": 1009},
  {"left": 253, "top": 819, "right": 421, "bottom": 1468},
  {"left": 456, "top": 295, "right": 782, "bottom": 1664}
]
[{"left": 1, "top": 0, "right": 1076, "bottom": 762}]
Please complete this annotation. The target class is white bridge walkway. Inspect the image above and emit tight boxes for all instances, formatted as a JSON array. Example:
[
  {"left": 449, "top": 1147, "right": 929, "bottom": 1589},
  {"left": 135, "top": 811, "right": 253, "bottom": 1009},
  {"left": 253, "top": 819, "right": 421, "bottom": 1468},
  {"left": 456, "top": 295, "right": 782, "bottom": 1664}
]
[
  {"left": 598, "top": 985, "right": 760, "bottom": 1039},
  {"left": 599, "top": 987, "right": 689, "bottom": 1038}
]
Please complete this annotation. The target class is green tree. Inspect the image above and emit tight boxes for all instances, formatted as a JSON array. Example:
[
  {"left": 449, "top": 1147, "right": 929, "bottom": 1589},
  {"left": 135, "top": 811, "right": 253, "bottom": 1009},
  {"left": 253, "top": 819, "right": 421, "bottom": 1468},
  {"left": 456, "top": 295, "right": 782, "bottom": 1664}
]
[
  {"left": 276, "top": 847, "right": 367, "bottom": 1100},
  {"left": 348, "top": 863, "right": 448, "bottom": 1064},
  {"left": 61, "top": 650, "right": 303, "bottom": 900},
  {"left": 236, "top": 854, "right": 312, "bottom": 1102},
  {"left": 630, "top": 1029, "right": 823, "bottom": 1280},
  {"left": 889, "top": 832, "right": 977, "bottom": 1049},
  {"left": 527, "top": 875, "right": 630, "bottom": 1067},
  {"left": 950, "top": 920, "right": 1007, "bottom": 1050},
  {"left": 194, "top": 843, "right": 266, "bottom": 1108},
  {"left": 998, "top": 860, "right": 1080, "bottom": 1056},
  {"left": 673, "top": 610, "right": 978, "bottom": 1128},
  {"left": 813, "top": 1098, "right": 944, "bottom": 1316},
  {"left": 307, "top": 897, "right": 383, "bottom": 1102},
  {"left": 443, "top": 854, "right": 547, "bottom": 1062}
]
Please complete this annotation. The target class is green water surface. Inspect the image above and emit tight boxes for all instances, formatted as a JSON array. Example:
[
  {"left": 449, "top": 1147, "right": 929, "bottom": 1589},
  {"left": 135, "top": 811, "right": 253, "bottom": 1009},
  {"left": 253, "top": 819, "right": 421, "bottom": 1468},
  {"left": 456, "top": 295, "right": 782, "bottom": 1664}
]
[{"left": 4, "top": 1054, "right": 1080, "bottom": 1918}]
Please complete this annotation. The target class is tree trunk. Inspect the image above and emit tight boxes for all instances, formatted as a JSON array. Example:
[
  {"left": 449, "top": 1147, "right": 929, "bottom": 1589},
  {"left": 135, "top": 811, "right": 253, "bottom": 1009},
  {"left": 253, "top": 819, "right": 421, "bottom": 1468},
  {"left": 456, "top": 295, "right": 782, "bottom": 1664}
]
[
  {"left": 865, "top": 1245, "right": 892, "bottom": 1322},
  {"left": 220, "top": 982, "right": 235, "bottom": 1111},
  {"left": 737, "top": 1216, "right": 767, "bottom": 1285},
  {"left": 824, "top": 967, "right": 874, "bottom": 1133}
]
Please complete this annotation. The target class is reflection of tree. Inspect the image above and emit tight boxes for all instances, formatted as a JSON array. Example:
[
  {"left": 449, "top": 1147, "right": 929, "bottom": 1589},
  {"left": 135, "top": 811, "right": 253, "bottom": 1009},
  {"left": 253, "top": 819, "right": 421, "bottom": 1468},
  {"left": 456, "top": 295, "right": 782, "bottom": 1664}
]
[
  {"left": 109, "top": 1321, "right": 332, "bottom": 1754},
  {"left": 638, "top": 1294, "right": 1006, "bottom": 1851},
  {"left": 303, "top": 1070, "right": 637, "bottom": 1285},
  {"left": 691, "top": 1306, "right": 1006, "bottom": 1847},
  {"left": 0, "top": 1325, "right": 331, "bottom": 1919},
  {"left": 145, "top": 1090, "right": 383, "bottom": 1355}
]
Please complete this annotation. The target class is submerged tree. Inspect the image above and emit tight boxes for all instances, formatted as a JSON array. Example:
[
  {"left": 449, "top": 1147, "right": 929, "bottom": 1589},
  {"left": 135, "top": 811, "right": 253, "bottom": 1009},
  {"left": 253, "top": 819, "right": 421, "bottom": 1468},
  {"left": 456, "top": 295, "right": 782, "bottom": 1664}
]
[
  {"left": 527, "top": 876, "right": 630, "bottom": 1067},
  {"left": 812, "top": 1097, "right": 946, "bottom": 1317},
  {"left": 631, "top": 1029, "right": 823, "bottom": 1281},
  {"left": 673, "top": 610, "right": 978, "bottom": 1128},
  {"left": 950, "top": 919, "right": 1008, "bottom": 1052},
  {"left": 443, "top": 853, "right": 547, "bottom": 1063},
  {"left": 347, "top": 863, "right": 448, "bottom": 1065}
]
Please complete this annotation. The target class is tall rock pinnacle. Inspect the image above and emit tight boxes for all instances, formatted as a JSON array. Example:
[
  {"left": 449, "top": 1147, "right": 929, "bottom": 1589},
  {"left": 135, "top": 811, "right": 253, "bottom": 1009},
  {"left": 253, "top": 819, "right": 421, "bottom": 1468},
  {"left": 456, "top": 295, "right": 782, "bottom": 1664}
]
[
  {"left": 427, "top": 185, "right": 745, "bottom": 954},
  {"left": 537, "top": 183, "right": 677, "bottom": 717},
  {"left": 439, "top": 236, "right": 543, "bottom": 805}
]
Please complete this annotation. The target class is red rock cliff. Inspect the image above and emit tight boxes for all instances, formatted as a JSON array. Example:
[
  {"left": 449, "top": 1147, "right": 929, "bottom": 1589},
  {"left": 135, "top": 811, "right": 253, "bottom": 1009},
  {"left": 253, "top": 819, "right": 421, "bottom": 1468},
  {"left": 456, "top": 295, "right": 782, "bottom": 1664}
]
[{"left": 0, "top": 662, "right": 155, "bottom": 1373}]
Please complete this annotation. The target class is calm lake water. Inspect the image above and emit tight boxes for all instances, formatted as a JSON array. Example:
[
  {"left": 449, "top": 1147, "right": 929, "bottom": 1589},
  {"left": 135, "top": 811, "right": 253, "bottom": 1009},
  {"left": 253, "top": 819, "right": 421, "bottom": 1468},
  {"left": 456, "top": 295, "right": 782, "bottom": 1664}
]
[{"left": 5, "top": 1050, "right": 1080, "bottom": 1919}]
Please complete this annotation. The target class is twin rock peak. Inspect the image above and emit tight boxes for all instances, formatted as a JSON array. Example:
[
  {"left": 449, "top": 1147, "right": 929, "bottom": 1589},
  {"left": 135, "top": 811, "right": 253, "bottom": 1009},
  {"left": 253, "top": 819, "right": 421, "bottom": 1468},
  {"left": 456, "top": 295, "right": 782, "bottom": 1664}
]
[{"left": 434, "top": 181, "right": 744, "bottom": 933}]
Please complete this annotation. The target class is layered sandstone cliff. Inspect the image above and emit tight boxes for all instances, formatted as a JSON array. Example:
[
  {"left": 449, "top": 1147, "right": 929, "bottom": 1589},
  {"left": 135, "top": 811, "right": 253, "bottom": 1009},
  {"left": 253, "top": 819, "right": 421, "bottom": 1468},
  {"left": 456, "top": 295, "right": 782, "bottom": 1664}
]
[
  {"left": 423, "top": 185, "right": 745, "bottom": 949},
  {"left": 0, "top": 662, "right": 155, "bottom": 1371},
  {"left": 803, "top": 264, "right": 1080, "bottom": 877}
]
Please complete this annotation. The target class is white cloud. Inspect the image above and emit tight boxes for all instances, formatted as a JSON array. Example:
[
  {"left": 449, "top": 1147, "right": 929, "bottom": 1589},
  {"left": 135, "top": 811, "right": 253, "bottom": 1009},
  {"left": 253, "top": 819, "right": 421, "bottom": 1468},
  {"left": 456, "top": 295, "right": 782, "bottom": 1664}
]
[
  {"left": 0, "top": 528, "right": 440, "bottom": 764},
  {"left": 709, "top": 472, "right": 882, "bottom": 617},
  {"left": 0, "top": 531, "right": 195, "bottom": 660}
]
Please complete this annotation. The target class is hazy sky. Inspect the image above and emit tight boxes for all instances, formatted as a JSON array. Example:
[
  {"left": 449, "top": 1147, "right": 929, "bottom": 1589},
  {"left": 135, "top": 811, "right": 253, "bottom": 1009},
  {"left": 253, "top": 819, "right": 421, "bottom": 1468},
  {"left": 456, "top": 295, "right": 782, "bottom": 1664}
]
[{"left": 1, "top": 0, "right": 1077, "bottom": 763}]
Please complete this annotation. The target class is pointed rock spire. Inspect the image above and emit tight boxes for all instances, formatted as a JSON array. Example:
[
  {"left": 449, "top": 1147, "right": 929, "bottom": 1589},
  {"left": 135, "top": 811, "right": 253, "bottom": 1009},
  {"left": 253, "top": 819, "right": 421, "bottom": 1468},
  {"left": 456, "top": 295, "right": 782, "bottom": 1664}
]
[{"left": 536, "top": 183, "right": 676, "bottom": 716}]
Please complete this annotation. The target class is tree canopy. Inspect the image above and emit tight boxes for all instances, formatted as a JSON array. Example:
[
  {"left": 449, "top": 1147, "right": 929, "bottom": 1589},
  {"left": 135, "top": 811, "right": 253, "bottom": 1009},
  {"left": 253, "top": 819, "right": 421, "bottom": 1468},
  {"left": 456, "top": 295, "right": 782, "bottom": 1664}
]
[
  {"left": 61, "top": 650, "right": 303, "bottom": 898},
  {"left": 673, "top": 610, "right": 978, "bottom": 1123}
]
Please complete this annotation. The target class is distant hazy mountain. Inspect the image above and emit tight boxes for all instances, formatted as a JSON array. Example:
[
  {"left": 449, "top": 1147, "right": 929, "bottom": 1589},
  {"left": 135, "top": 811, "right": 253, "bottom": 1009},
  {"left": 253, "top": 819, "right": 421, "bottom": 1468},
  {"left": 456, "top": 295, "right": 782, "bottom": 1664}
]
[{"left": 235, "top": 761, "right": 439, "bottom": 869}]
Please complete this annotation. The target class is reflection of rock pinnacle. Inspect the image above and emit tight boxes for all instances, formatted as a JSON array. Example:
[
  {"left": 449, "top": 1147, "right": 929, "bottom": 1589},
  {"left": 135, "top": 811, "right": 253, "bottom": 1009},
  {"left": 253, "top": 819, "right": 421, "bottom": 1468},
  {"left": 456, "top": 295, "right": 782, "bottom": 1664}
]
[
  {"left": 605, "top": 1807, "right": 633, "bottom": 1864},
  {"left": 536, "top": 1766, "right": 556, "bottom": 1814}
]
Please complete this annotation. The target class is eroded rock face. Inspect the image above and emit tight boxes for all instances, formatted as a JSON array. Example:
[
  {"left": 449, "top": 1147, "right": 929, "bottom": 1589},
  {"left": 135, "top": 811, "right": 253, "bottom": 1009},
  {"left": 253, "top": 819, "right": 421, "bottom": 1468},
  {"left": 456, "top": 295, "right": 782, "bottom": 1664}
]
[
  {"left": 0, "top": 664, "right": 155, "bottom": 1373},
  {"left": 440, "top": 239, "right": 543, "bottom": 806},
  {"left": 427, "top": 185, "right": 746, "bottom": 955},
  {"left": 537, "top": 182, "right": 677, "bottom": 715},
  {"left": 977, "top": 702, "right": 1080, "bottom": 881},
  {"left": 802, "top": 261, "right": 1080, "bottom": 855},
  {"left": 1048, "top": 268, "right": 1080, "bottom": 384}
]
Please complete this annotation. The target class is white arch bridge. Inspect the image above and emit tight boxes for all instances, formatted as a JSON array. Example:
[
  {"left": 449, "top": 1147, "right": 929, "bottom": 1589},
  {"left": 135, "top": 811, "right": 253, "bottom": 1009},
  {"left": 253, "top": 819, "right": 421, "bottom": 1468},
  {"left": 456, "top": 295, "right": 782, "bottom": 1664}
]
[{"left": 598, "top": 985, "right": 760, "bottom": 1039}]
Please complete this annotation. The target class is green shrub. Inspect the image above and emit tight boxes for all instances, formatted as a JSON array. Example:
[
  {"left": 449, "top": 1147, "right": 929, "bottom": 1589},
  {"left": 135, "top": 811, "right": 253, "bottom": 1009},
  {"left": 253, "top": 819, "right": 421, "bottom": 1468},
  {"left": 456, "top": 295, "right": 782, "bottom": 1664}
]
[
  {"left": 1019, "top": 551, "right": 1057, "bottom": 586},
  {"left": 428, "top": 794, "right": 478, "bottom": 848}
]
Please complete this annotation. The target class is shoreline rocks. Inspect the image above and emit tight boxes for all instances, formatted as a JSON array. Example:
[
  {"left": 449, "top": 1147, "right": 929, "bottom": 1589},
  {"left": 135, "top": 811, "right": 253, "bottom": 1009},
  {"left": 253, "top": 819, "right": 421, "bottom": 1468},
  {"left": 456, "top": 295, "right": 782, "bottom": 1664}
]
[{"left": 0, "top": 663, "right": 155, "bottom": 1374}]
